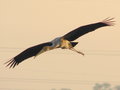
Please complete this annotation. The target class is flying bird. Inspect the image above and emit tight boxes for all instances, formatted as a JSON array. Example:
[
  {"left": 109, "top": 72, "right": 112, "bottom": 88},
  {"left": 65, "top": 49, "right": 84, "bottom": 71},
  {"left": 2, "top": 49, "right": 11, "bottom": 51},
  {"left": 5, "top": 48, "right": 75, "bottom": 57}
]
[{"left": 5, "top": 18, "right": 115, "bottom": 68}]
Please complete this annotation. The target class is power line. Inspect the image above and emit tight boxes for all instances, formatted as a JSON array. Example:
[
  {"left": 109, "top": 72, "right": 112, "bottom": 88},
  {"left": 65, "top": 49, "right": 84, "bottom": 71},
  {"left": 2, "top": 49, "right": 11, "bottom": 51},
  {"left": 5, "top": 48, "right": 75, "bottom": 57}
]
[
  {"left": 0, "top": 47, "right": 120, "bottom": 56},
  {"left": 0, "top": 47, "right": 120, "bottom": 51},
  {"left": 0, "top": 77, "right": 120, "bottom": 84}
]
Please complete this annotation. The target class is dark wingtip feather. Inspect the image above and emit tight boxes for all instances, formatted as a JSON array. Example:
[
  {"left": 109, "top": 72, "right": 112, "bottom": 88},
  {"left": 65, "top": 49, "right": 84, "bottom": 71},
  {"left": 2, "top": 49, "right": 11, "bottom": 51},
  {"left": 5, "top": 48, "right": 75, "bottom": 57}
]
[
  {"left": 4, "top": 58, "right": 19, "bottom": 68},
  {"left": 102, "top": 17, "right": 115, "bottom": 26}
]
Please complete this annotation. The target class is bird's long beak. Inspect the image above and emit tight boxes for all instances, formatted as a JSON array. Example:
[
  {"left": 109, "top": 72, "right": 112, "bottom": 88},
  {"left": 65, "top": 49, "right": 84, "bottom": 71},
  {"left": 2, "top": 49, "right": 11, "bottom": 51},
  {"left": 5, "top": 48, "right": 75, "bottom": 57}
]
[{"left": 70, "top": 48, "right": 84, "bottom": 56}]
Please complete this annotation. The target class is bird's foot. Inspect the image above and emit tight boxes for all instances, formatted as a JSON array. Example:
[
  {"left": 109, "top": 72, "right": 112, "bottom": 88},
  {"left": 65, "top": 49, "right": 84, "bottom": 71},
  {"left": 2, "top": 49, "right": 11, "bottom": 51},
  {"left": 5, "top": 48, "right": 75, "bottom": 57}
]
[
  {"left": 70, "top": 48, "right": 84, "bottom": 56},
  {"left": 77, "top": 51, "right": 85, "bottom": 56}
]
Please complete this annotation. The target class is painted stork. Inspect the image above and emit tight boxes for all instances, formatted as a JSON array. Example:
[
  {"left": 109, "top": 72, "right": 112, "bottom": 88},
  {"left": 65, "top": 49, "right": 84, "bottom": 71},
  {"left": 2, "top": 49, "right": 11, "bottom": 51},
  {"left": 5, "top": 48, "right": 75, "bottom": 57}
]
[{"left": 5, "top": 18, "right": 114, "bottom": 68}]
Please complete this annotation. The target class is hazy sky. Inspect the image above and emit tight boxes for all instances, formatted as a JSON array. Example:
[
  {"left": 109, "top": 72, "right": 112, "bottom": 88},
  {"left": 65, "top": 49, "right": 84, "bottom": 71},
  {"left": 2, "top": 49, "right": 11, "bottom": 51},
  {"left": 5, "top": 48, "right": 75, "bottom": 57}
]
[{"left": 0, "top": 0, "right": 120, "bottom": 90}]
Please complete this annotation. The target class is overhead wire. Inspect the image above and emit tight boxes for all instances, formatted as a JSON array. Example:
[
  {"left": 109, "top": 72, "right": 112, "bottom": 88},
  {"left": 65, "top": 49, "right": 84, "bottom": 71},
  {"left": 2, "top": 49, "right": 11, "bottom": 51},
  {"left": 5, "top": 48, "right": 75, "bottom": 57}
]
[
  {"left": 0, "top": 77, "right": 120, "bottom": 85},
  {"left": 0, "top": 47, "right": 120, "bottom": 56}
]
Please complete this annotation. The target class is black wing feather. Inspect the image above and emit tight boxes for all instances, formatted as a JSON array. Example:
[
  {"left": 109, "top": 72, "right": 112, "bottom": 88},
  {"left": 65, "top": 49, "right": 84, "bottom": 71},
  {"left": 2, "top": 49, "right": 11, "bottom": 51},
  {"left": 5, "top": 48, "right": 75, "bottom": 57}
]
[
  {"left": 63, "top": 18, "right": 114, "bottom": 41},
  {"left": 5, "top": 42, "right": 52, "bottom": 68}
]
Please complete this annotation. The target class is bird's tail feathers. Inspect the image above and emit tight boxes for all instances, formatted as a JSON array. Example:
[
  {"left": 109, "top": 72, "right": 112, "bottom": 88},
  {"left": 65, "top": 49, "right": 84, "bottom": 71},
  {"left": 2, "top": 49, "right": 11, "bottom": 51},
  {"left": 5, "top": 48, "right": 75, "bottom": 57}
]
[{"left": 71, "top": 42, "right": 78, "bottom": 47}]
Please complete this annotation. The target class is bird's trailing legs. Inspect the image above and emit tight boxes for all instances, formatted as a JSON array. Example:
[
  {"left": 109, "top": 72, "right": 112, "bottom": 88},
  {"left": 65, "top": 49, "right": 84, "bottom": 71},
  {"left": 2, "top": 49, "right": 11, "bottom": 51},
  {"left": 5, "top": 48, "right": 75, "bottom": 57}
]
[{"left": 70, "top": 48, "right": 84, "bottom": 56}]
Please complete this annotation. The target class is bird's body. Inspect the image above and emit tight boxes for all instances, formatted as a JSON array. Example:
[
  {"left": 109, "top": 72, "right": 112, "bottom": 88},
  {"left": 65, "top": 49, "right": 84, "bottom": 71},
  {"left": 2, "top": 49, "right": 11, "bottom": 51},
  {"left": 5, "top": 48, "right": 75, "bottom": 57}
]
[
  {"left": 5, "top": 18, "right": 115, "bottom": 68},
  {"left": 34, "top": 37, "right": 62, "bottom": 57}
]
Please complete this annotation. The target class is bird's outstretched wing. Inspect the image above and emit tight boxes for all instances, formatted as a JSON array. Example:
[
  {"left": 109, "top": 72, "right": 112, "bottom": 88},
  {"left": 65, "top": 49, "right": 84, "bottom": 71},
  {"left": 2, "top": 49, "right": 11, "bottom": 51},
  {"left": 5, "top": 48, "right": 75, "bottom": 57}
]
[
  {"left": 5, "top": 42, "right": 52, "bottom": 68},
  {"left": 63, "top": 18, "right": 115, "bottom": 41}
]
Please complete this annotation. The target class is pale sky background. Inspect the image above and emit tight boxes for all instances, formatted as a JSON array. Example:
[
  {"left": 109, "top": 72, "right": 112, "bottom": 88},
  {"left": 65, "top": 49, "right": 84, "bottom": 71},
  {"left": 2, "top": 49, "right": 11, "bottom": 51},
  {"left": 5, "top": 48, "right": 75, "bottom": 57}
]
[{"left": 0, "top": 0, "right": 120, "bottom": 90}]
